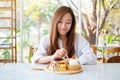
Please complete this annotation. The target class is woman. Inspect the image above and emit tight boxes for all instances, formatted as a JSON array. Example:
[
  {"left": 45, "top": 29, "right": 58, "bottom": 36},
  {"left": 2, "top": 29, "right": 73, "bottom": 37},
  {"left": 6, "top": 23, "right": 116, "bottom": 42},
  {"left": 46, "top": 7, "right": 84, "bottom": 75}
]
[{"left": 31, "top": 6, "right": 97, "bottom": 65}]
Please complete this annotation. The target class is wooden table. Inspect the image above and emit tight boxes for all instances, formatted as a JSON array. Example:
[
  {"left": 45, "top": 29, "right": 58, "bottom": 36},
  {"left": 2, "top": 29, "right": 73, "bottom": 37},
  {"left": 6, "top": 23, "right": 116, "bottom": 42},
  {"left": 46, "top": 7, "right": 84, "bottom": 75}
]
[{"left": 0, "top": 63, "right": 120, "bottom": 80}]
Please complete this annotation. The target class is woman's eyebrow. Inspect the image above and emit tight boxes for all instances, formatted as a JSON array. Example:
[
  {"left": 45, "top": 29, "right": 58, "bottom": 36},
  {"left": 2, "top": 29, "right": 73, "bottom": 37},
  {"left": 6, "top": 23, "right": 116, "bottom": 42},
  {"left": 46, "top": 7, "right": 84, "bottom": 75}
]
[
  {"left": 66, "top": 19, "right": 72, "bottom": 21},
  {"left": 60, "top": 19, "right": 72, "bottom": 21}
]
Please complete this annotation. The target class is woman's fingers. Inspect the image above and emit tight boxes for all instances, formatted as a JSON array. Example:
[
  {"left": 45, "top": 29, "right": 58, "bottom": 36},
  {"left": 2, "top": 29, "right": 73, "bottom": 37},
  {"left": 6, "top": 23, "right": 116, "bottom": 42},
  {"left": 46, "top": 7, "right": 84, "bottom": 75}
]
[
  {"left": 60, "top": 49, "right": 67, "bottom": 56},
  {"left": 61, "top": 48, "right": 68, "bottom": 55},
  {"left": 53, "top": 48, "right": 67, "bottom": 59},
  {"left": 57, "top": 48, "right": 67, "bottom": 57}
]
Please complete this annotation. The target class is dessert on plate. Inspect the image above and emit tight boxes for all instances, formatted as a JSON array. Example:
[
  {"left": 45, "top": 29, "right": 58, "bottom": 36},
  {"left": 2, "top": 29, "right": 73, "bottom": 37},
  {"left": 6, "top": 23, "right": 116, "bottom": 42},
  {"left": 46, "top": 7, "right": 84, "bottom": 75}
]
[
  {"left": 48, "top": 56, "right": 81, "bottom": 71},
  {"left": 48, "top": 58, "right": 67, "bottom": 71},
  {"left": 67, "top": 58, "right": 81, "bottom": 70}
]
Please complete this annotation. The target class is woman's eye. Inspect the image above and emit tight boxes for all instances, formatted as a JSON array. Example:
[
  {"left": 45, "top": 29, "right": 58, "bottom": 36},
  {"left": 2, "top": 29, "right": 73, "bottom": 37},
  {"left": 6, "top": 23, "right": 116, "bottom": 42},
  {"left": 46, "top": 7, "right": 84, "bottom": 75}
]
[
  {"left": 59, "top": 21, "right": 62, "bottom": 23},
  {"left": 66, "top": 22, "right": 71, "bottom": 24}
]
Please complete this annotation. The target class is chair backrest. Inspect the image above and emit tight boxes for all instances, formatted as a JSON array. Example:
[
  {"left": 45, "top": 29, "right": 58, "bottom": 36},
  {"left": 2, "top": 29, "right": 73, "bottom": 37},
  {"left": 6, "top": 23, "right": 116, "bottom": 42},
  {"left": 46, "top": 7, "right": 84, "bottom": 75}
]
[
  {"left": 107, "top": 56, "right": 120, "bottom": 63},
  {"left": 90, "top": 45, "right": 97, "bottom": 54},
  {"left": 106, "top": 47, "right": 120, "bottom": 63},
  {"left": 28, "top": 45, "right": 38, "bottom": 63},
  {"left": 107, "top": 47, "right": 120, "bottom": 55}
]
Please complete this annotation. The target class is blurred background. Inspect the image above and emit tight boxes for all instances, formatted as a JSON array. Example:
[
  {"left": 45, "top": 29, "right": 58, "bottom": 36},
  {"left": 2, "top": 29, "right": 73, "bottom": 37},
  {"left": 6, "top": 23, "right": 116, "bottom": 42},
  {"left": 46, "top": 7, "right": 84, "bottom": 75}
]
[{"left": 0, "top": 0, "right": 120, "bottom": 63}]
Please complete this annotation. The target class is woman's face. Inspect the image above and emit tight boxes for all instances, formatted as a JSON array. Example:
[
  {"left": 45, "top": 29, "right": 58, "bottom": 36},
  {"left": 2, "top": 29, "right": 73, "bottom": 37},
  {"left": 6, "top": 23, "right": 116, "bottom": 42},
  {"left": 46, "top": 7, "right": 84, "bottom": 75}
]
[{"left": 57, "top": 12, "right": 72, "bottom": 36}]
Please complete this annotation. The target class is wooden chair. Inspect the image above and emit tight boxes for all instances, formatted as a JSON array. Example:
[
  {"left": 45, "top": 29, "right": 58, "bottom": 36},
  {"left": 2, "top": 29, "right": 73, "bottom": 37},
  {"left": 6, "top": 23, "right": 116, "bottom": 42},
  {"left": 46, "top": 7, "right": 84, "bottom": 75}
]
[
  {"left": 90, "top": 45, "right": 97, "bottom": 54},
  {"left": 28, "top": 45, "right": 38, "bottom": 63},
  {"left": 107, "top": 56, "right": 120, "bottom": 63},
  {"left": 90, "top": 45, "right": 100, "bottom": 62},
  {"left": 90, "top": 45, "right": 107, "bottom": 63},
  {"left": 107, "top": 47, "right": 120, "bottom": 56},
  {"left": 106, "top": 47, "right": 120, "bottom": 63}
]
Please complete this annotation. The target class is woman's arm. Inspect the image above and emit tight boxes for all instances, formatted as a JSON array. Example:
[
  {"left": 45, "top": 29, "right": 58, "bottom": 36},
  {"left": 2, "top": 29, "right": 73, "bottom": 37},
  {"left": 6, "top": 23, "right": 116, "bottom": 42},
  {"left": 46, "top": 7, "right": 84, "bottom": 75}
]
[
  {"left": 31, "top": 35, "right": 50, "bottom": 64},
  {"left": 31, "top": 35, "right": 67, "bottom": 64},
  {"left": 35, "top": 48, "right": 67, "bottom": 63},
  {"left": 35, "top": 56, "right": 52, "bottom": 64},
  {"left": 79, "top": 41, "right": 97, "bottom": 64},
  {"left": 75, "top": 33, "right": 97, "bottom": 65},
  {"left": 78, "top": 47, "right": 97, "bottom": 65}
]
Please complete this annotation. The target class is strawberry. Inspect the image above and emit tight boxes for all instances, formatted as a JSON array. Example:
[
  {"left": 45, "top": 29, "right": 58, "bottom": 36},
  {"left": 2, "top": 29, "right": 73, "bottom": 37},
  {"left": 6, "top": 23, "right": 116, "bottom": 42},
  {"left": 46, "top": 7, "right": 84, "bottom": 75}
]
[{"left": 59, "top": 61, "right": 65, "bottom": 64}]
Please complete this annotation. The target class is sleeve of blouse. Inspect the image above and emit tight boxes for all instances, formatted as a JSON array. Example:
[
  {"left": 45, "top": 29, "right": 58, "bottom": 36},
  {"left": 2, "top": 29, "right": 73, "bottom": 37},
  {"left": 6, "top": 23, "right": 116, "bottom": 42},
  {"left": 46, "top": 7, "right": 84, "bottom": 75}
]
[
  {"left": 31, "top": 35, "right": 49, "bottom": 64},
  {"left": 77, "top": 35, "right": 97, "bottom": 65}
]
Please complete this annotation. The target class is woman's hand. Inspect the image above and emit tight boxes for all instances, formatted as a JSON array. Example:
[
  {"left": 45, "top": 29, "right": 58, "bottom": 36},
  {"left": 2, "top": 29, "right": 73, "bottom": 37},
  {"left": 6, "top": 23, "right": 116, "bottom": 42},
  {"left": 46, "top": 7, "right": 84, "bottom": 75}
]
[{"left": 51, "top": 48, "right": 67, "bottom": 59}]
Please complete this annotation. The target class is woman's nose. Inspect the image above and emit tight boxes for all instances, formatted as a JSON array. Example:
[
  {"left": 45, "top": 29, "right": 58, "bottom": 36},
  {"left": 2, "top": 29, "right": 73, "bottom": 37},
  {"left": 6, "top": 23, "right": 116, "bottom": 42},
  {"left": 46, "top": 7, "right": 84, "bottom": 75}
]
[{"left": 61, "top": 23, "right": 66, "bottom": 28}]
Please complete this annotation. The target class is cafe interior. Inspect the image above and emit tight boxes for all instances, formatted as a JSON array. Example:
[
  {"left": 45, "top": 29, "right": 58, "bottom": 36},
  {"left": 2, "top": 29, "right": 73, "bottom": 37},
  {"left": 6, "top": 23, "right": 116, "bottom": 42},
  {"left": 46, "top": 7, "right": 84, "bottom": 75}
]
[{"left": 0, "top": 0, "right": 120, "bottom": 80}]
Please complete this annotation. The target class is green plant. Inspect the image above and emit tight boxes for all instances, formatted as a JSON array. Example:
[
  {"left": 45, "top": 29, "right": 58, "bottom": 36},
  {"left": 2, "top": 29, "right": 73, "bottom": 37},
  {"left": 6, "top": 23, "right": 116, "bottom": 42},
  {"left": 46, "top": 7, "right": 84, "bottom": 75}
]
[
  {"left": 2, "top": 49, "right": 11, "bottom": 59},
  {"left": 112, "top": 34, "right": 120, "bottom": 42},
  {"left": 104, "top": 34, "right": 120, "bottom": 44},
  {"left": 28, "top": 53, "right": 32, "bottom": 63}
]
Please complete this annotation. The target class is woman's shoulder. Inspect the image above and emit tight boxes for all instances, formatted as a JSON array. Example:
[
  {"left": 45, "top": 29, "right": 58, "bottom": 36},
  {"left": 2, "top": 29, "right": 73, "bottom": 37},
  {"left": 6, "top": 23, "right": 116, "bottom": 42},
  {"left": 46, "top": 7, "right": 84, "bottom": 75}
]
[
  {"left": 75, "top": 32, "right": 88, "bottom": 42},
  {"left": 75, "top": 32, "right": 84, "bottom": 39},
  {"left": 74, "top": 32, "right": 90, "bottom": 49},
  {"left": 42, "top": 34, "right": 49, "bottom": 39},
  {"left": 40, "top": 34, "right": 50, "bottom": 42},
  {"left": 40, "top": 34, "right": 50, "bottom": 47}
]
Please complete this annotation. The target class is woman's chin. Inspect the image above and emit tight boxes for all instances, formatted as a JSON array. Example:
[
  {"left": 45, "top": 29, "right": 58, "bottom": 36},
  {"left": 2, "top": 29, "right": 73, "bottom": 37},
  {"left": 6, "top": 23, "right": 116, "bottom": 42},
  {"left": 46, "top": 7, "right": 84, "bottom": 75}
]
[{"left": 59, "top": 32, "right": 67, "bottom": 35}]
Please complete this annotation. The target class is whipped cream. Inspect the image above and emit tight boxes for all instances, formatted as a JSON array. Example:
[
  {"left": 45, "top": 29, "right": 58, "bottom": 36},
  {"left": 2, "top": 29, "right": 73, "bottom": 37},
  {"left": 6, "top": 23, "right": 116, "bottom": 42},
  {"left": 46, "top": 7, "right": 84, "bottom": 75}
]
[{"left": 69, "top": 59, "right": 79, "bottom": 66}]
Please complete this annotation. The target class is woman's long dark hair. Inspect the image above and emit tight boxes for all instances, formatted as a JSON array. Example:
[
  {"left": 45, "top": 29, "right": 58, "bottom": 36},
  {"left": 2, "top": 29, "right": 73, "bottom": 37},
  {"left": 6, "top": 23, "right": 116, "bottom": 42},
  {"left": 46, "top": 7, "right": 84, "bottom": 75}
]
[{"left": 47, "top": 6, "right": 76, "bottom": 58}]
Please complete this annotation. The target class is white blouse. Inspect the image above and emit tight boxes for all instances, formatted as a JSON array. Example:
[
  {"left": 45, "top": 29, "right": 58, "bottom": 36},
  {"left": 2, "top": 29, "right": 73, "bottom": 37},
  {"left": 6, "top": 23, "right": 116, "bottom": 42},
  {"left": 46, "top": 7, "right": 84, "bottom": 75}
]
[{"left": 31, "top": 33, "right": 97, "bottom": 65}]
